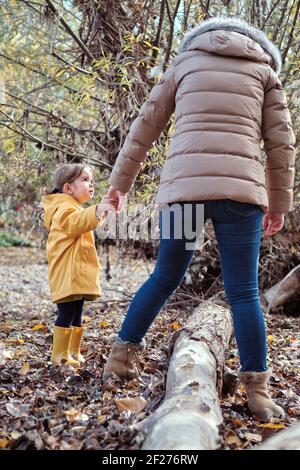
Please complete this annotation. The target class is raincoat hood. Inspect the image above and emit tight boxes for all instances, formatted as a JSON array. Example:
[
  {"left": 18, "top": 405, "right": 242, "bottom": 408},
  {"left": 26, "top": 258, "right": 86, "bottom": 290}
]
[{"left": 42, "top": 193, "right": 81, "bottom": 231}]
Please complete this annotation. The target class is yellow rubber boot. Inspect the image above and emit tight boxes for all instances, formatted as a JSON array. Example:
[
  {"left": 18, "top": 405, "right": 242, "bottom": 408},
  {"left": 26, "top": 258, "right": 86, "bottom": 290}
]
[
  {"left": 70, "top": 326, "right": 85, "bottom": 364},
  {"left": 50, "top": 326, "right": 80, "bottom": 367}
]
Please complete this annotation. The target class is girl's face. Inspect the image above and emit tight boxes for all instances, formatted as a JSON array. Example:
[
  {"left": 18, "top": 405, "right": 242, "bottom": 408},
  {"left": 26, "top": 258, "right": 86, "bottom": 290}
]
[{"left": 63, "top": 168, "right": 94, "bottom": 204}]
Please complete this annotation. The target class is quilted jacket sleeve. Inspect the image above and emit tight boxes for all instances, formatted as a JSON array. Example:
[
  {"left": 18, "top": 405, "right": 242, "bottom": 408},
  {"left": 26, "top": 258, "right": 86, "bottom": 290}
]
[
  {"left": 262, "top": 68, "right": 296, "bottom": 213},
  {"left": 109, "top": 63, "right": 176, "bottom": 193}
]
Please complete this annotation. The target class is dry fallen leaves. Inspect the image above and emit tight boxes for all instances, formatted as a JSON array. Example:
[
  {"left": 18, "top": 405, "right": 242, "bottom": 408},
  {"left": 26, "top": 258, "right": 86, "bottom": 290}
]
[
  {"left": 97, "top": 415, "right": 107, "bottom": 425},
  {"left": 31, "top": 323, "right": 48, "bottom": 332},
  {"left": 170, "top": 321, "right": 181, "bottom": 331},
  {"left": 0, "top": 348, "right": 14, "bottom": 361},
  {"left": 257, "top": 423, "right": 286, "bottom": 429},
  {"left": 227, "top": 434, "right": 242, "bottom": 446},
  {"left": 243, "top": 432, "right": 262, "bottom": 443},
  {"left": 19, "top": 362, "right": 30, "bottom": 375},
  {"left": 1, "top": 246, "right": 300, "bottom": 451},
  {"left": 0, "top": 439, "right": 9, "bottom": 449},
  {"left": 143, "top": 361, "right": 159, "bottom": 373},
  {"left": 64, "top": 409, "right": 89, "bottom": 422},
  {"left": 82, "top": 315, "right": 92, "bottom": 323},
  {"left": 115, "top": 396, "right": 147, "bottom": 414}
]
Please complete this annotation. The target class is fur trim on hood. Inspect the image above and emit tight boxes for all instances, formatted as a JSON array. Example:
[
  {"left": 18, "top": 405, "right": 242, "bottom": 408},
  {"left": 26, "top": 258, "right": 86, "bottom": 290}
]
[{"left": 179, "top": 16, "right": 282, "bottom": 75}]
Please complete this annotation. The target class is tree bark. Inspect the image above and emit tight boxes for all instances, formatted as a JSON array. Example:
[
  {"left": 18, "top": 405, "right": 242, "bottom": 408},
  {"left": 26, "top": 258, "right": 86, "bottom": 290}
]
[
  {"left": 257, "top": 421, "right": 300, "bottom": 449},
  {"left": 264, "top": 264, "right": 300, "bottom": 312},
  {"left": 134, "top": 302, "right": 233, "bottom": 450}
]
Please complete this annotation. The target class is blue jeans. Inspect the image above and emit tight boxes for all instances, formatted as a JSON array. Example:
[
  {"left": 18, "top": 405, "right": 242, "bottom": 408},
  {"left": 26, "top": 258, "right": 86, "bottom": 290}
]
[{"left": 119, "top": 199, "right": 267, "bottom": 372}]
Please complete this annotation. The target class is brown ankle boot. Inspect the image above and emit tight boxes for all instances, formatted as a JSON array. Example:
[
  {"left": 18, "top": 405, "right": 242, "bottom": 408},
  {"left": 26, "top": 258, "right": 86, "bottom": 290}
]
[
  {"left": 239, "top": 370, "right": 284, "bottom": 421},
  {"left": 102, "top": 337, "right": 146, "bottom": 381}
]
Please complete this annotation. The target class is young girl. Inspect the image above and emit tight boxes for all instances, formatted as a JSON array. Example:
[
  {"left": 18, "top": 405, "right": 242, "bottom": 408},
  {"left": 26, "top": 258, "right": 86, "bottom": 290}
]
[{"left": 42, "top": 163, "right": 115, "bottom": 367}]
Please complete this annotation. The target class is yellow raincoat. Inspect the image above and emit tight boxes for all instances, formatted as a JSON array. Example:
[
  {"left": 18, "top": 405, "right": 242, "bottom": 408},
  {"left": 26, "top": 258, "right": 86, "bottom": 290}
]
[{"left": 42, "top": 193, "right": 102, "bottom": 303}]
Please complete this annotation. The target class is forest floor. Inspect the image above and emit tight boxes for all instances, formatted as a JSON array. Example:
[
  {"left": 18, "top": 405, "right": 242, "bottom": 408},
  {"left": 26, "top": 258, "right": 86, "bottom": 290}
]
[{"left": 0, "top": 246, "right": 300, "bottom": 450}]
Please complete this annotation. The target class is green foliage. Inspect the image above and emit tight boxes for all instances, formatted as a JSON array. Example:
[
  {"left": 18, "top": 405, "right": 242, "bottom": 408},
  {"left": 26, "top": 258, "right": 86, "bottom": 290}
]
[{"left": 0, "top": 232, "right": 32, "bottom": 247}]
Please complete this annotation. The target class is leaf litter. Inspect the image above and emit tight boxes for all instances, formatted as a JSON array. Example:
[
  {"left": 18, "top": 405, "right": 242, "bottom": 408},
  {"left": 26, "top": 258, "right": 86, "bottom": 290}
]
[{"left": 0, "top": 246, "right": 299, "bottom": 450}]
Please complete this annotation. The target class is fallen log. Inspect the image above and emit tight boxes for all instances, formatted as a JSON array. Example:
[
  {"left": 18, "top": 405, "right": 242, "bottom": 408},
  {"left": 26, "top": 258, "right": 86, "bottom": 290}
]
[
  {"left": 134, "top": 301, "right": 233, "bottom": 450},
  {"left": 257, "top": 421, "right": 300, "bottom": 450},
  {"left": 264, "top": 264, "right": 300, "bottom": 312}
]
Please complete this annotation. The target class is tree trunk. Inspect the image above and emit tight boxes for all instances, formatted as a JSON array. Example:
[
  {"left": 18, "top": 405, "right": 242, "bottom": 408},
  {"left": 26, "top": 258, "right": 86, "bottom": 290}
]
[
  {"left": 134, "top": 302, "right": 233, "bottom": 450},
  {"left": 257, "top": 421, "right": 300, "bottom": 449},
  {"left": 264, "top": 264, "right": 300, "bottom": 312}
]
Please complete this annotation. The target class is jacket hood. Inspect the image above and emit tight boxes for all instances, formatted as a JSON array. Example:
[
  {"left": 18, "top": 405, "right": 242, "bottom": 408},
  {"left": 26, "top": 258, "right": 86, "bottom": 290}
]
[
  {"left": 179, "top": 16, "right": 282, "bottom": 75},
  {"left": 42, "top": 193, "right": 80, "bottom": 230}
]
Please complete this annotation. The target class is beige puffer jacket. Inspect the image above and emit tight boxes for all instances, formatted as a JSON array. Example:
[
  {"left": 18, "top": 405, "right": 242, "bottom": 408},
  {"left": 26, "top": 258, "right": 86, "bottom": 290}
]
[{"left": 109, "top": 17, "right": 296, "bottom": 214}]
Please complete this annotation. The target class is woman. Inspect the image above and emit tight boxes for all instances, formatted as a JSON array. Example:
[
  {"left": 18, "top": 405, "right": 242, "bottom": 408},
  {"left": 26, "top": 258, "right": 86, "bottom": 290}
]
[{"left": 102, "top": 17, "right": 296, "bottom": 421}]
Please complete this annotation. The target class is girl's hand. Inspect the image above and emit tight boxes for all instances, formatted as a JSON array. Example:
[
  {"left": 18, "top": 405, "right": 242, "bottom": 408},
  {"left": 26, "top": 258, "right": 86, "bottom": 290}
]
[
  {"left": 105, "top": 186, "right": 126, "bottom": 213},
  {"left": 262, "top": 212, "right": 284, "bottom": 238},
  {"left": 96, "top": 196, "right": 117, "bottom": 220}
]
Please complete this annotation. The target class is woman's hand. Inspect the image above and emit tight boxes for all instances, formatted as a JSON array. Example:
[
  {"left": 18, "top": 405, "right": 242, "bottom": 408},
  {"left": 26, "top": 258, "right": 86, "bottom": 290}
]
[
  {"left": 262, "top": 212, "right": 284, "bottom": 238},
  {"left": 104, "top": 185, "right": 126, "bottom": 213}
]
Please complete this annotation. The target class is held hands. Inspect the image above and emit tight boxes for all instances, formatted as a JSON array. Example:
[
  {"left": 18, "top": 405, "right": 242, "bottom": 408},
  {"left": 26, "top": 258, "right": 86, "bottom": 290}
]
[
  {"left": 96, "top": 186, "right": 126, "bottom": 221},
  {"left": 262, "top": 212, "right": 284, "bottom": 239},
  {"left": 104, "top": 186, "right": 126, "bottom": 213},
  {"left": 96, "top": 197, "right": 115, "bottom": 222}
]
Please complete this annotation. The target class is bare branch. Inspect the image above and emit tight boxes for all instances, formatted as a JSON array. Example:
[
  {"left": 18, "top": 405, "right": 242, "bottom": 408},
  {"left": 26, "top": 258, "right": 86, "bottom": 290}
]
[
  {"left": 0, "top": 108, "right": 112, "bottom": 170},
  {"left": 44, "top": 0, "right": 96, "bottom": 63},
  {"left": 164, "top": 0, "right": 181, "bottom": 69},
  {"left": 281, "top": 0, "right": 300, "bottom": 66}
]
